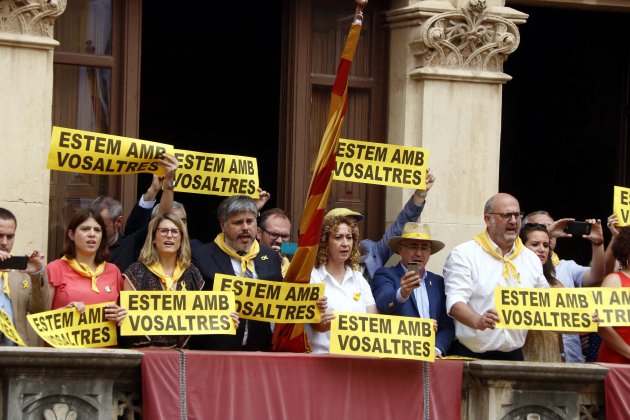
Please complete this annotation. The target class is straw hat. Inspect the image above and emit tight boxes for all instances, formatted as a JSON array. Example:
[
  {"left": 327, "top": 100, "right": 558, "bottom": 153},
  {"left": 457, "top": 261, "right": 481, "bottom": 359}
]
[
  {"left": 324, "top": 207, "right": 364, "bottom": 222},
  {"left": 387, "top": 222, "right": 445, "bottom": 255}
]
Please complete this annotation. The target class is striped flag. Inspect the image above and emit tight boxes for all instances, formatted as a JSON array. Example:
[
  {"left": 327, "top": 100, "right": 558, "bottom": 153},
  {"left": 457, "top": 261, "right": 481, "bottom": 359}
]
[{"left": 272, "top": 18, "right": 363, "bottom": 352}]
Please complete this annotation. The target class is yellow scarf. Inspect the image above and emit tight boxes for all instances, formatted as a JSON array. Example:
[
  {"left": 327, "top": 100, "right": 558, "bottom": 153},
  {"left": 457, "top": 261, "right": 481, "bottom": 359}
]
[
  {"left": 214, "top": 233, "right": 259, "bottom": 275},
  {"left": 1, "top": 272, "right": 9, "bottom": 299},
  {"left": 474, "top": 231, "right": 523, "bottom": 283},
  {"left": 551, "top": 251, "right": 560, "bottom": 267},
  {"left": 146, "top": 261, "right": 186, "bottom": 291},
  {"left": 62, "top": 256, "right": 105, "bottom": 293}
]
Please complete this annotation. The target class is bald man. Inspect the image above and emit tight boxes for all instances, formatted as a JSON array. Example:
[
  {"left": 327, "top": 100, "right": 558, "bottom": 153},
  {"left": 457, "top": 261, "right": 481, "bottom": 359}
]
[{"left": 444, "top": 193, "right": 548, "bottom": 361}]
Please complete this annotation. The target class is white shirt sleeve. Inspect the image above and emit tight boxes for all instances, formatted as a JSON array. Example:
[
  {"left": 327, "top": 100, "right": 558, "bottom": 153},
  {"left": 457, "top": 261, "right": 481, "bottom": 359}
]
[
  {"left": 443, "top": 246, "right": 474, "bottom": 314},
  {"left": 138, "top": 194, "right": 156, "bottom": 209}
]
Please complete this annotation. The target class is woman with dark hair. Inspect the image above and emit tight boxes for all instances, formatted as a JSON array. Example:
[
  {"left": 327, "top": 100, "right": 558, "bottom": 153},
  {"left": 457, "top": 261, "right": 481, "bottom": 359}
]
[
  {"left": 306, "top": 214, "right": 377, "bottom": 353},
  {"left": 121, "top": 212, "right": 236, "bottom": 348},
  {"left": 519, "top": 223, "right": 564, "bottom": 362},
  {"left": 45, "top": 208, "right": 126, "bottom": 322},
  {"left": 597, "top": 226, "right": 630, "bottom": 363}
]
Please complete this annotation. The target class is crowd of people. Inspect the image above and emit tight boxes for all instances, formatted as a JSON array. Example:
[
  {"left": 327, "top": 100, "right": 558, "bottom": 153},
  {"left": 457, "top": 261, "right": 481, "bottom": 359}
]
[{"left": 1, "top": 154, "right": 629, "bottom": 365}]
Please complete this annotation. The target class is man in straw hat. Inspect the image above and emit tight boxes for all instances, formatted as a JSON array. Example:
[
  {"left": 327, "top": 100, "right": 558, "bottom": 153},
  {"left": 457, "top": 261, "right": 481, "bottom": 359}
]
[
  {"left": 371, "top": 222, "right": 454, "bottom": 357},
  {"left": 443, "top": 193, "right": 548, "bottom": 360},
  {"left": 325, "top": 169, "right": 436, "bottom": 282}
]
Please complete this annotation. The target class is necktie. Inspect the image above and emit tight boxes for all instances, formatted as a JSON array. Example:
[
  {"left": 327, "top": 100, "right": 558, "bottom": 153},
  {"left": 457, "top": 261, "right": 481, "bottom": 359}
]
[{"left": 237, "top": 251, "right": 252, "bottom": 346}]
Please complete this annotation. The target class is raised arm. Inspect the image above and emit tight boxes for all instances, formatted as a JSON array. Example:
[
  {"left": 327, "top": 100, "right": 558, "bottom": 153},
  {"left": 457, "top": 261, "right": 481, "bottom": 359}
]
[
  {"left": 371, "top": 170, "right": 435, "bottom": 266},
  {"left": 155, "top": 153, "right": 179, "bottom": 217},
  {"left": 582, "top": 219, "right": 605, "bottom": 286}
]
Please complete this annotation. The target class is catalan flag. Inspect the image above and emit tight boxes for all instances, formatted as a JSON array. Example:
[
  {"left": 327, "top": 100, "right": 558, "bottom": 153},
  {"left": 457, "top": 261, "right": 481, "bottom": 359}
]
[{"left": 272, "top": 15, "right": 363, "bottom": 352}]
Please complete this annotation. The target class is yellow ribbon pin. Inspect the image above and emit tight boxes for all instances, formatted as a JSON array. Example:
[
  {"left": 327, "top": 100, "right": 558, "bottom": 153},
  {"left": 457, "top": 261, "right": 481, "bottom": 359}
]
[
  {"left": 353, "top": 293, "right": 361, "bottom": 301},
  {"left": 261, "top": 255, "right": 269, "bottom": 261},
  {"left": 22, "top": 280, "right": 29, "bottom": 289}
]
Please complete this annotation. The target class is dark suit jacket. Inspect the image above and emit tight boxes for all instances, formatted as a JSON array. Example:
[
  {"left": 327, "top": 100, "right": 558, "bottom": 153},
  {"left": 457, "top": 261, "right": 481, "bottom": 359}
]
[
  {"left": 110, "top": 201, "right": 152, "bottom": 273},
  {"left": 189, "top": 241, "right": 282, "bottom": 351},
  {"left": 371, "top": 263, "right": 454, "bottom": 355}
]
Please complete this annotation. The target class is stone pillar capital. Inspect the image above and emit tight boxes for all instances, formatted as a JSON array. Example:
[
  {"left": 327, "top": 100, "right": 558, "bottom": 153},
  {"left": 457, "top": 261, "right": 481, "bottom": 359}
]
[
  {"left": 387, "top": 0, "right": 528, "bottom": 83},
  {"left": 0, "top": 0, "right": 67, "bottom": 38}
]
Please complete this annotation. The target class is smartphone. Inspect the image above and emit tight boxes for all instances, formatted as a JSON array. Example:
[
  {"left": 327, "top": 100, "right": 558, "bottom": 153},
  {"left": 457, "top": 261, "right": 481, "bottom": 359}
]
[
  {"left": 0, "top": 256, "right": 28, "bottom": 270},
  {"left": 407, "top": 261, "right": 419, "bottom": 275},
  {"left": 564, "top": 221, "right": 591, "bottom": 236},
  {"left": 280, "top": 242, "right": 298, "bottom": 256}
]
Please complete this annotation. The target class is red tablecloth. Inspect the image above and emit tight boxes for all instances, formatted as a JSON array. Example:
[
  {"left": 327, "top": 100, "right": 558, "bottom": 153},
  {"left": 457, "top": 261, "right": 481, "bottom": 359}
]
[
  {"left": 597, "top": 363, "right": 630, "bottom": 420},
  {"left": 140, "top": 349, "right": 464, "bottom": 420}
]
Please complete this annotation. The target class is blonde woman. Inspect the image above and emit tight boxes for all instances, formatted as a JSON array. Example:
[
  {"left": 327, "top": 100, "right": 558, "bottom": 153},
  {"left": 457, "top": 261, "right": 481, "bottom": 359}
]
[{"left": 122, "top": 212, "right": 238, "bottom": 348}]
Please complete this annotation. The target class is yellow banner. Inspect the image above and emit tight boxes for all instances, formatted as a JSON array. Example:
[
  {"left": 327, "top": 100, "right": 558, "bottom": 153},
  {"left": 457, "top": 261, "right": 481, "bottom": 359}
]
[
  {"left": 119, "top": 291, "right": 236, "bottom": 336},
  {"left": 333, "top": 138, "right": 428, "bottom": 189},
  {"left": 26, "top": 303, "right": 117, "bottom": 348},
  {"left": 172, "top": 149, "right": 259, "bottom": 198},
  {"left": 494, "top": 287, "right": 597, "bottom": 332},
  {"left": 330, "top": 312, "right": 435, "bottom": 361},
  {"left": 0, "top": 308, "right": 26, "bottom": 346},
  {"left": 213, "top": 274, "right": 324, "bottom": 323},
  {"left": 613, "top": 186, "right": 630, "bottom": 227},
  {"left": 585, "top": 287, "right": 630, "bottom": 326},
  {"left": 47, "top": 126, "right": 174, "bottom": 177}
]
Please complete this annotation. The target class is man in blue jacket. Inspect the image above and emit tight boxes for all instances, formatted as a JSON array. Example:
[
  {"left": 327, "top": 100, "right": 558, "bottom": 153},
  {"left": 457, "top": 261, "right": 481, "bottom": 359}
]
[
  {"left": 327, "top": 170, "right": 435, "bottom": 282},
  {"left": 371, "top": 222, "right": 454, "bottom": 357}
]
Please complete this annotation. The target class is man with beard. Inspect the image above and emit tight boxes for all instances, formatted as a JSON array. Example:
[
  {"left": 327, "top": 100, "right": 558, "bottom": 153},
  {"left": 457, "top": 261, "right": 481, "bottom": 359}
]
[
  {"left": 190, "top": 195, "right": 282, "bottom": 351},
  {"left": 444, "top": 193, "right": 548, "bottom": 360}
]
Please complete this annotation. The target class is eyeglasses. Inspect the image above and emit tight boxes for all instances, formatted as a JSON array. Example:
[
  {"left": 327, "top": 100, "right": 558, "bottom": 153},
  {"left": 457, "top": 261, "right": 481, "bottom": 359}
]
[
  {"left": 399, "top": 243, "right": 431, "bottom": 252},
  {"left": 262, "top": 227, "right": 290, "bottom": 241},
  {"left": 487, "top": 212, "right": 524, "bottom": 222},
  {"left": 156, "top": 228, "right": 181, "bottom": 237}
]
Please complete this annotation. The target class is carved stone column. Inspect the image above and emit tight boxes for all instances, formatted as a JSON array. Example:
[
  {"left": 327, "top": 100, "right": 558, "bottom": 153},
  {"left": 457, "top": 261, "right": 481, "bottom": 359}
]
[
  {"left": 384, "top": 0, "right": 527, "bottom": 269},
  {"left": 0, "top": 0, "right": 66, "bottom": 252}
]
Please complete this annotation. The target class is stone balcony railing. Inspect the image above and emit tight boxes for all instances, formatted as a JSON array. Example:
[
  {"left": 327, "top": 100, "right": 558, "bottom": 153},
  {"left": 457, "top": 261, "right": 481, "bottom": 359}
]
[{"left": 0, "top": 347, "right": 609, "bottom": 419}]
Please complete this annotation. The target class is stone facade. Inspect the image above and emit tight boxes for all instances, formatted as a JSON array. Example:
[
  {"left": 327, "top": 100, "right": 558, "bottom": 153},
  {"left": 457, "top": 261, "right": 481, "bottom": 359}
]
[
  {"left": 462, "top": 361, "right": 608, "bottom": 419},
  {"left": 0, "top": 0, "right": 66, "bottom": 256},
  {"left": 0, "top": 347, "right": 142, "bottom": 419}
]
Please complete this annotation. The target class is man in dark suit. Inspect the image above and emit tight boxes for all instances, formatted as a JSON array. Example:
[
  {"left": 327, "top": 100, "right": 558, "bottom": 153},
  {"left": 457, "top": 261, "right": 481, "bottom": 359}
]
[
  {"left": 190, "top": 195, "right": 282, "bottom": 351},
  {"left": 371, "top": 222, "right": 454, "bottom": 357}
]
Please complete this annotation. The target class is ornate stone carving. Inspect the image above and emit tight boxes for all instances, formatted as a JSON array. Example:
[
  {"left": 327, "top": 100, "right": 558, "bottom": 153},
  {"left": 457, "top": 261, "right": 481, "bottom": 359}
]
[
  {"left": 0, "top": 0, "right": 67, "bottom": 38},
  {"left": 410, "top": 0, "right": 520, "bottom": 73},
  {"left": 43, "top": 403, "right": 77, "bottom": 420}
]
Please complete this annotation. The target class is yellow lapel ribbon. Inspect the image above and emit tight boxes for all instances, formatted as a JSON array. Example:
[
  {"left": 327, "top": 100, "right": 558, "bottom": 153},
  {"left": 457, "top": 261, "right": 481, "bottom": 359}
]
[
  {"left": 474, "top": 231, "right": 523, "bottom": 283},
  {"left": 214, "top": 233, "right": 259, "bottom": 276},
  {"left": 551, "top": 251, "right": 560, "bottom": 267},
  {"left": 1, "top": 272, "right": 9, "bottom": 299},
  {"left": 146, "top": 262, "right": 186, "bottom": 291},
  {"left": 62, "top": 256, "right": 106, "bottom": 293}
]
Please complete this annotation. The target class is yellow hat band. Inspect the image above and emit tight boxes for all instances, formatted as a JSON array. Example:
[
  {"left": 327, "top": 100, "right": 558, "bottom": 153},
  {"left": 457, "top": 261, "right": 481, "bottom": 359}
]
[{"left": 401, "top": 233, "right": 432, "bottom": 241}]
